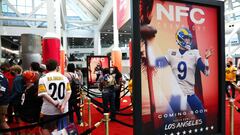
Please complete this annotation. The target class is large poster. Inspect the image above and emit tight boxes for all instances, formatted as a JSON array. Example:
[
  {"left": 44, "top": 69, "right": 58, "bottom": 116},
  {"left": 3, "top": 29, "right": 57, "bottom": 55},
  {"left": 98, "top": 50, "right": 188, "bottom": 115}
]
[
  {"left": 140, "top": 0, "right": 223, "bottom": 134},
  {"left": 87, "top": 56, "right": 110, "bottom": 88}
]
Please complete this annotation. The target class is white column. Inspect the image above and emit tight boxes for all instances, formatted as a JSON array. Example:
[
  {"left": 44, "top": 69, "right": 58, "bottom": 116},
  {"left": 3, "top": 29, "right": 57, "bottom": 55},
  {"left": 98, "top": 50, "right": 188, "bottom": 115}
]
[
  {"left": 47, "top": 0, "right": 55, "bottom": 32},
  {"left": 0, "top": 0, "right": 2, "bottom": 60},
  {"left": 94, "top": 29, "right": 101, "bottom": 55},
  {"left": 113, "top": 0, "right": 119, "bottom": 48},
  {"left": 55, "top": 0, "right": 61, "bottom": 38},
  {"left": 0, "top": 36, "right": 2, "bottom": 61},
  {"left": 62, "top": 31, "right": 68, "bottom": 52}
]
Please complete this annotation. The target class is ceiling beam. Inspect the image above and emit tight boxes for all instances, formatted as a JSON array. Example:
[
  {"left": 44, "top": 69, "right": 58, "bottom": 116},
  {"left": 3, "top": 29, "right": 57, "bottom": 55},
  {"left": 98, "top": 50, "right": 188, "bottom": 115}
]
[
  {"left": 96, "top": 0, "right": 113, "bottom": 31},
  {"left": 88, "top": 0, "right": 104, "bottom": 13},
  {"left": 5, "top": 0, "right": 34, "bottom": 27},
  {"left": 0, "top": 26, "right": 94, "bottom": 38},
  {"left": 96, "top": 0, "right": 105, "bottom": 6},
  {"left": 60, "top": 0, "right": 67, "bottom": 30},
  {"left": 73, "top": 0, "right": 98, "bottom": 20},
  {"left": 66, "top": 0, "right": 93, "bottom": 20},
  {"left": 0, "top": 26, "right": 47, "bottom": 36},
  {"left": 79, "top": 0, "right": 100, "bottom": 18},
  {"left": 26, "top": 1, "right": 45, "bottom": 19},
  {"left": 67, "top": 20, "right": 98, "bottom": 24},
  {"left": 0, "top": 16, "right": 47, "bottom": 22}
]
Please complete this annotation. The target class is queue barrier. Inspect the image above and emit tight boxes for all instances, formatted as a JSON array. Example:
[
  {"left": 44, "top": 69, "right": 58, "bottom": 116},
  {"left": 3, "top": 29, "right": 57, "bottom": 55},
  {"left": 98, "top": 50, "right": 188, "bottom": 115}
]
[{"left": 1, "top": 86, "right": 133, "bottom": 134}]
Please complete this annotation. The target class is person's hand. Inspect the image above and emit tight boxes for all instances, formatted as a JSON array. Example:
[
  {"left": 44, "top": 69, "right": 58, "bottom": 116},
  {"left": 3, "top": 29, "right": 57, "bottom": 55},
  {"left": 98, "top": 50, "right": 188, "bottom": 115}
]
[
  {"left": 205, "top": 48, "right": 213, "bottom": 59},
  {"left": 60, "top": 104, "right": 65, "bottom": 113},
  {"left": 54, "top": 101, "right": 59, "bottom": 108}
]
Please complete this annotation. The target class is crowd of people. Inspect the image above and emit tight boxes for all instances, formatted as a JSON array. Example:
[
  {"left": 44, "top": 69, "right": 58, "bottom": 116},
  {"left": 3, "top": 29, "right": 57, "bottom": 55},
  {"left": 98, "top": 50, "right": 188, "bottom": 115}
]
[
  {"left": 0, "top": 59, "right": 84, "bottom": 134},
  {"left": 0, "top": 58, "right": 129, "bottom": 134}
]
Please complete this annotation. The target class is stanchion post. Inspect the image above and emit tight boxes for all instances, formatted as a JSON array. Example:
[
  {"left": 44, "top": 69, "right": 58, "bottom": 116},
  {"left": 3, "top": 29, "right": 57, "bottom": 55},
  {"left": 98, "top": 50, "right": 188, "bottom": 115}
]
[
  {"left": 81, "top": 92, "right": 86, "bottom": 127},
  {"left": 88, "top": 97, "right": 92, "bottom": 134},
  {"left": 103, "top": 113, "right": 110, "bottom": 135},
  {"left": 229, "top": 98, "right": 234, "bottom": 135}
]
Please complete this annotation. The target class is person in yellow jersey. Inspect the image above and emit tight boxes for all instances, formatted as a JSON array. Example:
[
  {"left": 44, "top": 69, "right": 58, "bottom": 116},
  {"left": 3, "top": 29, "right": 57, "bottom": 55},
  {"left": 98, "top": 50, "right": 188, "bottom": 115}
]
[{"left": 225, "top": 61, "right": 237, "bottom": 99}]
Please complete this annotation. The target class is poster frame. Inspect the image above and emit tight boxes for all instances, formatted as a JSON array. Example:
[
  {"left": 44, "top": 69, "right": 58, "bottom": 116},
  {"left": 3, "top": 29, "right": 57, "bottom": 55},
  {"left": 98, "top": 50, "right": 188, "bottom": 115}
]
[
  {"left": 86, "top": 55, "right": 110, "bottom": 89},
  {"left": 131, "top": 0, "right": 225, "bottom": 135}
]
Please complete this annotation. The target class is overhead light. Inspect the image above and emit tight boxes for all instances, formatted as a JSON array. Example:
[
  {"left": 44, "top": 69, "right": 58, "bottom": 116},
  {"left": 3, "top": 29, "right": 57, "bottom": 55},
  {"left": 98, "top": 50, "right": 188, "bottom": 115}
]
[
  {"left": 104, "top": 33, "right": 108, "bottom": 35},
  {"left": 124, "top": 30, "right": 127, "bottom": 32},
  {"left": 107, "top": 29, "right": 111, "bottom": 32},
  {"left": 120, "top": 34, "right": 122, "bottom": 36},
  {"left": 13, "top": 39, "right": 18, "bottom": 42}
]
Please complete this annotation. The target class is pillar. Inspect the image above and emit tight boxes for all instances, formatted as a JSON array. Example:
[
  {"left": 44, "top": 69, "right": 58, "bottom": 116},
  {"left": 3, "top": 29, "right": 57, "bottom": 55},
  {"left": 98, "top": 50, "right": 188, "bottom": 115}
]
[
  {"left": 21, "top": 34, "right": 42, "bottom": 70},
  {"left": 112, "top": 0, "right": 122, "bottom": 71},
  {"left": 94, "top": 29, "right": 101, "bottom": 55},
  {"left": 47, "top": 0, "right": 55, "bottom": 33},
  {"left": 0, "top": 0, "right": 2, "bottom": 60},
  {"left": 42, "top": 33, "right": 61, "bottom": 65}
]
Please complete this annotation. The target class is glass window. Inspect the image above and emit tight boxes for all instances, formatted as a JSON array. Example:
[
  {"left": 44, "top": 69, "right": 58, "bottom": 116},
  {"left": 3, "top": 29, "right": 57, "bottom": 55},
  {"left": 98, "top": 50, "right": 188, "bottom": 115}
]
[
  {"left": 17, "top": 6, "right": 25, "bottom": 13},
  {"left": 26, "top": 0, "right": 32, "bottom": 7},
  {"left": 34, "top": 0, "right": 41, "bottom": 7},
  {"left": 36, "top": 8, "right": 47, "bottom": 15},
  {"left": 2, "top": 4, "right": 8, "bottom": 12},
  {"left": 7, "top": 7, "right": 15, "bottom": 13},
  {"left": 8, "top": 0, "right": 16, "bottom": 5},
  {"left": 17, "top": 0, "right": 25, "bottom": 6},
  {"left": 25, "top": 7, "right": 32, "bottom": 14}
]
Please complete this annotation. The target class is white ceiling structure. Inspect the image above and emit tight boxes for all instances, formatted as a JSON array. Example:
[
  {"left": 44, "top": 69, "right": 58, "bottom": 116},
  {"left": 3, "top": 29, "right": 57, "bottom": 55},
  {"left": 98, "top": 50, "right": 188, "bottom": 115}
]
[
  {"left": 0, "top": 0, "right": 109, "bottom": 34},
  {"left": 225, "top": 0, "right": 240, "bottom": 56},
  {"left": 0, "top": 0, "right": 125, "bottom": 51},
  {"left": 0, "top": 0, "right": 132, "bottom": 59},
  {"left": 2, "top": 0, "right": 235, "bottom": 57}
]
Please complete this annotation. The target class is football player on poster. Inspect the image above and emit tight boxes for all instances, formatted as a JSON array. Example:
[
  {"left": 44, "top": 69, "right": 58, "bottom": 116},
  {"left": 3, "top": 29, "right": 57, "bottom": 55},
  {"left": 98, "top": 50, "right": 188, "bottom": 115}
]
[{"left": 149, "top": 27, "right": 213, "bottom": 124}]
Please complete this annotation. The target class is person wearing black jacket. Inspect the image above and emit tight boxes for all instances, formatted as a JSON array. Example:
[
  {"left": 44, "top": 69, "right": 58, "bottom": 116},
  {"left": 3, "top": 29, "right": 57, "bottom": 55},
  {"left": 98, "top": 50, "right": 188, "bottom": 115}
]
[
  {"left": 111, "top": 66, "right": 122, "bottom": 111},
  {"left": 99, "top": 68, "right": 116, "bottom": 120},
  {"left": 0, "top": 71, "right": 10, "bottom": 134},
  {"left": 65, "top": 63, "right": 82, "bottom": 124}
]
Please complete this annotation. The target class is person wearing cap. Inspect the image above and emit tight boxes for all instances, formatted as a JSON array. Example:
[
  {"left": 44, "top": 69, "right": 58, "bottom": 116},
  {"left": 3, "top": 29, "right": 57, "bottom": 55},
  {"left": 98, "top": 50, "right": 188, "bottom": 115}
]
[
  {"left": 39, "top": 64, "right": 47, "bottom": 76},
  {"left": 19, "top": 70, "right": 42, "bottom": 123}
]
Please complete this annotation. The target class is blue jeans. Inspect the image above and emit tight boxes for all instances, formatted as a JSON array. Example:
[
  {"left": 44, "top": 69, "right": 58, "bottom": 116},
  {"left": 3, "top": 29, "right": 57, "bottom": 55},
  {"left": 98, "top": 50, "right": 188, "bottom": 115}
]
[{"left": 102, "top": 88, "right": 116, "bottom": 119}]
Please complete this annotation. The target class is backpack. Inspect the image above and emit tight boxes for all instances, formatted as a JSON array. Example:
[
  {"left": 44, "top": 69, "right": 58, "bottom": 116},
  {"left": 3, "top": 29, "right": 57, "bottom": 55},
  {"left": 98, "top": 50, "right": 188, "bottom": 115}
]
[{"left": 101, "top": 74, "right": 116, "bottom": 88}]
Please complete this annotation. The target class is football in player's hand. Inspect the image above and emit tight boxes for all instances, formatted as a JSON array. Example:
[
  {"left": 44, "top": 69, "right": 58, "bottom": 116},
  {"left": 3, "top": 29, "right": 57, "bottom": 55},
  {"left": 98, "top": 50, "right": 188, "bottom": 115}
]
[{"left": 140, "top": 25, "right": 157, "bottom": 40}]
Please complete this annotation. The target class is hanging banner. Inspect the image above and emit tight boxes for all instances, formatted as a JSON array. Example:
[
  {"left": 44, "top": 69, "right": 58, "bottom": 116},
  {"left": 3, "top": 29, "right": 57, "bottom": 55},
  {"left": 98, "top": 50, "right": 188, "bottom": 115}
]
[
  {"left": 138, "top": 0, "right": 225, "bottom": 135},
  {"left": 117, "top": 0, "right": 131, "bottom": 29},
  {"left": 87, "top": 56, "right": 110, "bottom": 88}
]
